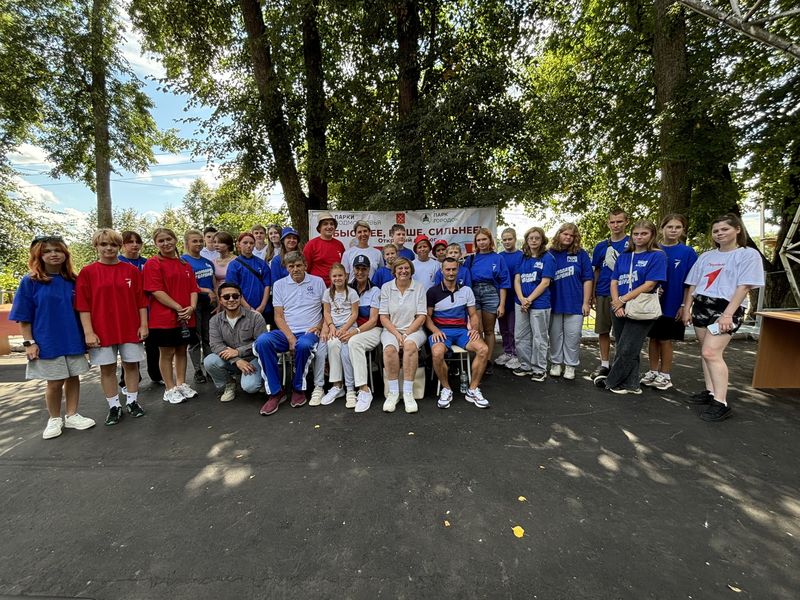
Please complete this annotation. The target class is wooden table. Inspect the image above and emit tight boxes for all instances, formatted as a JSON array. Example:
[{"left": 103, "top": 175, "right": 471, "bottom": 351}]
[{"left": 752, "top": 311, "right": 800, "bottom": 389}]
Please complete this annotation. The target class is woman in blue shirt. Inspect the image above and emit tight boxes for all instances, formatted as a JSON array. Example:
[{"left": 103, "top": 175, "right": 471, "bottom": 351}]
[
  {"left": 497, "top": 228, "right": 524, "bottom": 370},
  {"left": 225, "top": 232, "right": 271, "bottom": 316},
  {"left": 595, "top": 220, "right": 667, "bottom": 394},
  {"left": 547, "top": 223, "right": 593, "bottom": 380},
  {"left": 270, "top": 227, "right": 302, "bottom": 283},
  {"left": 466, "top": 228, "right": 511, "bottom": 375}
]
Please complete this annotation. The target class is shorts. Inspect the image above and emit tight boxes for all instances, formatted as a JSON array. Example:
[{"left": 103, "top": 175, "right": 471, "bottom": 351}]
[
  {"left": 380, "top": 328, "right": 427, "bottom": 351},
  {"left": 89, "top": 343, "right": 147, "bottom": 366},
  {"left": 691, "top": 294, "right": 744, "bottom": 335},
  {"left": 148, "top": 327, "right": 197, "bottom": 348},
  {"left": 26, "top": 354, "right": 89, "bottom": 381},
  {"left": 594, "top": 296, "right": 612, "bottom": 334},
  {"left": 648, "top": 316, "right": 686, "bottom": 341},
  {"left": 473, "top": 282, "right": 500, "bottom": 313},
  {"left": 428, "top": 327, "right": 472, "bottom": 351}
]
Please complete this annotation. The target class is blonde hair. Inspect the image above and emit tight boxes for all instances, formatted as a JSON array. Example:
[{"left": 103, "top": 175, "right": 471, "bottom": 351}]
[
  {"left": 92, "top": 228, "right": 123, "bottom": 247},
  {"left": 474, "top": 228, "right": 496, "bottom": 252},
  {"left": 392, "top": 257, "right": 415, "bottom": 276},
  {"left": 328, "top": 262, "right": 348, "bottom": 300},
  {"left": 549, "top": 223, "right": 582, "bottom": 254}
]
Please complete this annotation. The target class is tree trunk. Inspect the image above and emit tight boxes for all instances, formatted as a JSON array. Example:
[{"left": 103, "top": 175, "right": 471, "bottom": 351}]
[
  {"left": 90, "top": 0, "right": 113, "bottom": 228},
  {"left": 302, "top": 0, "right": 327, "bottom": 212},
  {"left": 653, "top": 0, "right": 691, "bottom": 219},
  {"left": 395, "top": 0, "right": 424, "bottom": 209},
  {"left": 240, "top": 0, "right": 310, "bottom": 240}
]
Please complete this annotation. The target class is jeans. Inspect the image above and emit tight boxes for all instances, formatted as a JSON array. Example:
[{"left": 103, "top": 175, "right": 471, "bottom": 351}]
[
  {"left": 605, "top": 315, "right": 655, "bottom": 390},
  {"left": 203, "top": 353, "right": 262, "bottom": 393}
]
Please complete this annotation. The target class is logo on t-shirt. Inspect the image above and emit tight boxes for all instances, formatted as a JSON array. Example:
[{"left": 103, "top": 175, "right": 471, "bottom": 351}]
[
  {"left": 703, "top": 268, "right": 723, "bottom": 290},
  {"left": 673, "top": 259, "right": 681, "bottom": 269},
  {"left": 124, "top": 278, "right": 132, "bottom": 288},
  {"left": 567, "top": 256, "right": 578, "bottom": 263}
]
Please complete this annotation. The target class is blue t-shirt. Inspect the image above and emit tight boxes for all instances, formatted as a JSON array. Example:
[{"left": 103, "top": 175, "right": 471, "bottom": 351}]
[
  {"left": 118, "top": 255, "right": 147, "bottom": 271},
  {"left": 372, "top": 266, "right": 394, "bottom": 289},
  {"left": 9, "top": 274, "right": 86, "bottom": 359},
  {"left": 466, "top": 252, "right": 511, "bottom": 289},
  {"left": 516, "top": 252, "right": 556, "bottom": 310},
  {"left": 500, "top": 250, "right": 524, "bottom": 309},
  {"left": 225, "top": 255, "right": 272, "bottom": 311},
  {"left": 397, "top": 247, "right": 415, "bottom": 261},
  {"left": 658, "top": 244, "right": 697, "bottom": 317},
  {"left": 433, "top": 265, "right": 472, "bottom": 288},
  {"left": 270, "top": 254, "right": 287, "bottom": 283},
  {"left": 550, "top": 249, "right": 594, "bottom": 315},
  {"left": 612, "top": 250, "right": 668, "bottom": 296},
  {"left": 181, "top": 254, "right": 215, "bottom": 296},
  {"left": 591, "top": 236, "right": 630, "bottom": 297}
]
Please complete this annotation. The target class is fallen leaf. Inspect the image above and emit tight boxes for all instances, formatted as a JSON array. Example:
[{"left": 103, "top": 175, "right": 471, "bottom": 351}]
[
  {"left": 314, "top": 425, "right": 320, "bottom": 429},
  {"left": 727, "top": 584, "right": 742, "bottom": 593},
  {"left": 408, "top": 432, "right": 415, "bottom": 436},
  {"left": 518, "top": 496, "right": 527, "bottom": 502},
  {"left": 444, "top": 520, "right": 451, "bottom": 527},
  {"left": 235, "top": 454, "right": 244, "bottom": 459},
  {"left": 512, "top": 525, "right": 525, "bottom": 538},
  {"left": 539, "top": 465, "right": 545, "bottom": 469},
  {"left": 249, "top": 475, "right": 255, "bottom": 479}
]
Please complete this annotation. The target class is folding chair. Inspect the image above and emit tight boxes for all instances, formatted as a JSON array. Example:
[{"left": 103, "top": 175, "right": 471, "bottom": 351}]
[{"left": 432, "top": 344, "right": 472, "bottom": 395}]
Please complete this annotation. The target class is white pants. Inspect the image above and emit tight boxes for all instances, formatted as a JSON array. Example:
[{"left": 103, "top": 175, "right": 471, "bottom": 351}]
[
  {"left": 549, "top": 313, "right": 583, "bottom": 367},
  {"left": 348, "top": 328, "right": 382, "bottom": 388},
  {"left": 326, "top": 337, "right": 355, "bottom": 389}
]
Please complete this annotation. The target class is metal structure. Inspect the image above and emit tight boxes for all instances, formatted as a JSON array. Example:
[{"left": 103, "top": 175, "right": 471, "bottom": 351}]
[
  {"left": 780, "top": 206, "right": 800, "bottom": 306},
  {"left": 677, "top": 0, "right": 800, "bottom": 59}
]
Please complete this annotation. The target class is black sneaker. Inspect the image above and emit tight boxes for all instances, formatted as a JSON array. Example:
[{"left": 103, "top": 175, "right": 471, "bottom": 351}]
[
  {"left": 700, "top": 400, "right": 732, "bottom": 422},
  {"left": 590, "top": 365, "right": 610, "bottom": 379},
  {"left": 105, "top": 406, "right": 123, "bottom": 426},
  {"left": 688, "top": 389, "right": 714, "bottom": 405},
  {"left": 194, "top": 371, "right": 207, "bottom": 384},
  {"left": 593, "top": 375, "right": 607, "bottom": 388},
  {"left": 126, "top": 401, "right": 145, "bottom": 418}
]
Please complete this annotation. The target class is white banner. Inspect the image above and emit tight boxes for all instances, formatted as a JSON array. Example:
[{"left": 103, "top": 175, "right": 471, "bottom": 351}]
[{"left": 309, "top": 207, "right": 497, "bottom": 254}]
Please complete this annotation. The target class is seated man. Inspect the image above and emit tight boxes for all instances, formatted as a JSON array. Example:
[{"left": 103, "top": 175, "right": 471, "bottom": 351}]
[
  {"left": 204, "top": 281, "right": 267, "bottom": 401},
  {"left": 254, "top": 251, "right": 326, "bottom": 415},
  {"left": 426, "top": 257, "right": 490, "bottom": 409}
]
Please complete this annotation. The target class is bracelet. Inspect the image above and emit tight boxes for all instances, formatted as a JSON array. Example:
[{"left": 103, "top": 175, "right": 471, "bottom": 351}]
[{"left": 356, "top": 327, "right": 361, "bottom": 333}]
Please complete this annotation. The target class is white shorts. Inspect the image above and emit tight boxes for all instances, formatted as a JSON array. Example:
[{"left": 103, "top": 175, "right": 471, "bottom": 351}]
[
  {"left": 26, "top": 354, "right": 90, "bottom": 381},
  {"left": 380, "top": 329, "right": 427, "bottom": 351},
  {"left": 88, "top": 343, "right": 146, "bottom": 366}
]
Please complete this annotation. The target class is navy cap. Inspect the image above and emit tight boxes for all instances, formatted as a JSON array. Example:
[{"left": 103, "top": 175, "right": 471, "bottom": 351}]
[
  {"left": 353, "top": 254, "right": 371, "bottom": 269},
  {"left": 281, "top": 226, "right": 299, "bottom": 240}
]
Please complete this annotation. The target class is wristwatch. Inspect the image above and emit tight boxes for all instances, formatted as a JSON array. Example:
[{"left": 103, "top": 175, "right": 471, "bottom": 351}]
[{"left": 22, "top": 340, "right": 37, "bottom": 347}]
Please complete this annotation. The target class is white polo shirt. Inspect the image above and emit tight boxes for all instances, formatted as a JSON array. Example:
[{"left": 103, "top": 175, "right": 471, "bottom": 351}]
[
  {"left": 273, "top": 273, "right": 326, "bottom": 333},
  {"left": 379, "top": 279, "right": 427, "bottom": 332}
]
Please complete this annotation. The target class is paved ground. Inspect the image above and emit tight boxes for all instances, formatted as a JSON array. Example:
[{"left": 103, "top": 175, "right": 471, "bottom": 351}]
[{"left": 0, "top": 339, "right": 798, "bottom": 600}]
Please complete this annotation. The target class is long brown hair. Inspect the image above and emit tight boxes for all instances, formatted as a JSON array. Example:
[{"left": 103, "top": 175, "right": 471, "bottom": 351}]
[
  {"left": 522, "top": 227, "right": 548, "bottom": 258},
  {"left": 328, "top": 263, "right": 347, "bottom": 301},
  {"left": 28, "top": 238, "right": 78, "bottom": 283},
  {"left": 549, "top": 223, "right": 582, "bottom": 254},
  {"left": 626, "top": 220, "right": 662, "bottom": 253},
  {"left": 474, "top": 227, "right": 496, "bottom": 253},
  {"left": 711, "top": 213, "right": 748, "bottom": 248}
]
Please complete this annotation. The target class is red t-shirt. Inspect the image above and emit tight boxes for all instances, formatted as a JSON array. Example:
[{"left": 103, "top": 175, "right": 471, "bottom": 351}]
[
  {"left": 143, "top": 255, "right": 200, "bottom": 329},
  {"left": 75, "top": 261, "right": 147, "bottom": 345},
  {"left": 303, "top": 236, "right": 345, "bottom": 286}
]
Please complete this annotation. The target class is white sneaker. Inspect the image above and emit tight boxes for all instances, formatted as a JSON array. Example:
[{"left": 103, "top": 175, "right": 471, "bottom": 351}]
[
  {"left": 505, "top": 357, "right": 522, "bottom": 370},
  {"left": 220, "top": 382, "right": 236, "bottom": 402},
  {"left": 383, "top": 391, "right": 400, "bottom": 413},
  {"left": 309, "top": 386, "right": 326, "bottom": 406},
  {"left": 640, "top": 371, "right": 658, "bottom": 385},
  {"left": 163, "top": 388, "right": 185, "bottom": 404},
  {"left": 494, "top": 353, "right": 512, "bottom": 366},
  {"left": 354, "top": 390, "right": 373, "bottom": 413},
  {"left": 345, "top": 390, "right": 358, "bottom": 408},
  {"left": 465, "top": 387, "right": 490, "bottom": 408},
  {"left": 320, "top": 386, "right": 344, "bottom": 406},
  {"left": 549, "top": 364, "right": 562, "bottom": 377},
  {"left": 176, "top": 383, "right": 198, "bottom": 399},
  {"left": 64, "top": 413, "right": 95, "bottom": 430},
  {"left": 42, "top": 417, "right": 63, "bottom": 439},
  {"left": 563, "top": 366, "right": 575, "bottom": 380},
  {"left": 438, "top": 387, "right": 453, "bottom": 409},
  {"left": 403, "top": 392, "right": 418, "bottom": 414},
  {"left": 651, "top": 374, "right": 673, "bottom": 390}
]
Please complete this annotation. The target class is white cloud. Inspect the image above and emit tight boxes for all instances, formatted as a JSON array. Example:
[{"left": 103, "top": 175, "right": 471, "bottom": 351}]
[
  {"left": 8, "top": 144, "right": 54, "bottom": 168},
  {"left": 156, "top": 153, "right": 199, "bottom": 166},
  {"left": 12, "top": 176, "right": 60, "bottom": 206},
  {"left": 164, "top": 177, "right": 197, "bottom": 189},
  {"left": 118, "top": 13, "right": 166, "bottom": 80}
]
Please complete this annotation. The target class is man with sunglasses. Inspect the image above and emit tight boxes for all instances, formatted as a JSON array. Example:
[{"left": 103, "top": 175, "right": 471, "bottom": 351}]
[{"left": 204, "top": 281, "right": 267, "bottom": 402}]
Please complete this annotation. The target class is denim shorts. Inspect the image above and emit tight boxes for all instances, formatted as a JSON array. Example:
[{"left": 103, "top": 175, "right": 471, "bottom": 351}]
[{"left": 473, "top": 282, "right": 500, "bottom": 313}]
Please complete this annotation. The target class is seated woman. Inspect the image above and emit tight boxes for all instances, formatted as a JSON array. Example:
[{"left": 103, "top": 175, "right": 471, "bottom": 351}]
[{"left": 379, "top": 257, "right": 428, "bottom": 414}]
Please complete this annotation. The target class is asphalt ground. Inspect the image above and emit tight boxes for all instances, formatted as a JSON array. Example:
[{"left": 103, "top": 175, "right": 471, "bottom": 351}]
[{"left": 0, "top": 339, "right": 798, "bottom": 600}]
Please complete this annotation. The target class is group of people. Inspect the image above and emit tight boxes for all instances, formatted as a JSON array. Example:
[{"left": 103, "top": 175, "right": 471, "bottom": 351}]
[{"left": 8, "top": 208, "right": 764, "bottom": 440}]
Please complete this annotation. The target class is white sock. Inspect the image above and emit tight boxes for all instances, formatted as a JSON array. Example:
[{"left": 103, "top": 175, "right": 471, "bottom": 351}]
[
  {"left": 403, "top": 381, "right": 413, "bottom": 395},
  {"left": 659, "top": 372, "right": 671, "bottom": 379},
  {"left": 126, "top": 391, "right": 138, "bottom": 405},
  {"left": 106, "top": 395, "right": 121, "bottom": 409},
  {"left": 601, "top": 360, "right": 609, "bottom": 368},
  {"left": 388, "top": 380, "right": 399, "bottom": 394}
]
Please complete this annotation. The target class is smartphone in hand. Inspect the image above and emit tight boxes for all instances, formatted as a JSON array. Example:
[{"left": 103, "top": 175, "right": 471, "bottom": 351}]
[{"left": 707, "top": 322, "right": 721, "bottom": 335}]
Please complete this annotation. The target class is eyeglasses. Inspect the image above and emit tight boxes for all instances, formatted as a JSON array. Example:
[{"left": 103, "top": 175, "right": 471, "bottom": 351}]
[
  {"left": 31, "top": 235, "right": 64, "bottom": 247},
  {"left": 220, "top": 293, "right": 241, "bottom": 300}
]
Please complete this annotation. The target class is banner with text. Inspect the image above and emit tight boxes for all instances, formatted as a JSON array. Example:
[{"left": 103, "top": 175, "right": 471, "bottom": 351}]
[{"left": 309, "top": 207, "right": 497, "bottom": 254}]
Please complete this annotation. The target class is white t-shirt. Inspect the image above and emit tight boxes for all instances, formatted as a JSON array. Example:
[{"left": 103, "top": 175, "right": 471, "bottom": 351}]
[
  {"left": 272, "top": 273, "right": 326, "bottom": 333},
  {"left": 685, "top": 247, "right": 765, "bottom": 300},
  {"left": 323, "top": 287, "right": 360, "bottom": 327},
  {"left": 342, "top": 246, "right": 384, "bottom": 282},
  {"left": 412, "top": 258, "right": 440, "bottom": 291},
  {"left": 253, "top": 246, "right": 268, "bottom": 261},
  {"left": 200, "top": 247, "right": 220, "bottom": 262},
  {"left": 379, "top": 280, "right": 427, "bottom": 332}
]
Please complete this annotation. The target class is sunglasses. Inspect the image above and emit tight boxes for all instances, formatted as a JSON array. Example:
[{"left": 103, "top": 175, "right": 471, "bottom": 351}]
[
  {"left": 220, "top": 293, "right": 241, "bottom": 301},
  {"left": 31, "top": 235, "right": 65, "bottom": 247}
]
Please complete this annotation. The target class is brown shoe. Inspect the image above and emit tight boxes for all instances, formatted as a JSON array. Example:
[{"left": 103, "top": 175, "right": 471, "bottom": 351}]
[
  {"left": 260, "top": 392, "right": 283, "bottom": 416},
  {"left": 290, "top": 390, "right": 307, "bottom": 407}
]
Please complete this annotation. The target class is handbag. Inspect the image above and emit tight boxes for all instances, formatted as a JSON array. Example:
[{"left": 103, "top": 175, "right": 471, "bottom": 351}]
[{"left": 623, "top": 254, "right": 662, "bottom": 321}]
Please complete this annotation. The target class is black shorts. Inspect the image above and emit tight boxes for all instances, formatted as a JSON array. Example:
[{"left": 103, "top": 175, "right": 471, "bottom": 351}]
[
  {"left": 691, "top": 294, "right": 744, "bottom": 335},
  {"left": 148, "top": 327, "right": 197, "bottom": 348},
  {"left": 648, "top": 315, "right": 686, "bottom": 341}
]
